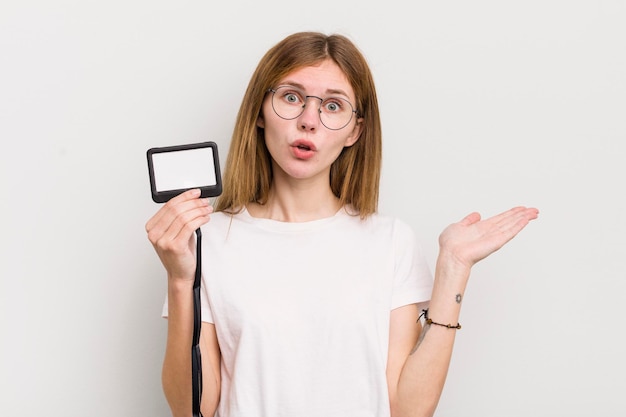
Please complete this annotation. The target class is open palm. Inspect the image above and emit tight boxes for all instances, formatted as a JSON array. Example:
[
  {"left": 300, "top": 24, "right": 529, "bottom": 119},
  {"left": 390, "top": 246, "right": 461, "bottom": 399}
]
[{"left": 438, "top": 206, "right": 539, "bottom": 269}]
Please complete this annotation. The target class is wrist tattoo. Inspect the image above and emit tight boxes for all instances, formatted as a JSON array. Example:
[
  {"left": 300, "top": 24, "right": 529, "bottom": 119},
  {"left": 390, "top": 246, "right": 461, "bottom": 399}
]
[{"left": 456, "top": 293, "right": 462, "bottom": 304}]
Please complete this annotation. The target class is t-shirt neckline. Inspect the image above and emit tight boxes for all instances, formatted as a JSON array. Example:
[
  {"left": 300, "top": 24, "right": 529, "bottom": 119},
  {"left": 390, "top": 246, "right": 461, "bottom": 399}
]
[{"left": 239, "top": 205, "right": 352, "bottom": 232}]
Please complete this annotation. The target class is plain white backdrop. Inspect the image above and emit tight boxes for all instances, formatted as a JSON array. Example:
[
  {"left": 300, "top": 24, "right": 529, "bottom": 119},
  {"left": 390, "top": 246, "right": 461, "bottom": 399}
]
[{"left": 1, "top": 1, "right": 624, "bottom": 416}]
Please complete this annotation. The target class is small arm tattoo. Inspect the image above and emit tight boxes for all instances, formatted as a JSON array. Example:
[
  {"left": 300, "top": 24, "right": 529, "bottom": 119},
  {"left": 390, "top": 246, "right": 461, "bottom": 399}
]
[{"left": 456, "top": 293, "right": 463, "bottom": 304}]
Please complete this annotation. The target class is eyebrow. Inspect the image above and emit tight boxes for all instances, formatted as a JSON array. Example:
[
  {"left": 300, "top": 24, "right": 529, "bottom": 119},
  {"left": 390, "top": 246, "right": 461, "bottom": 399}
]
[{"left": 279, "top": 81, "right": 352, "bottom": 100}]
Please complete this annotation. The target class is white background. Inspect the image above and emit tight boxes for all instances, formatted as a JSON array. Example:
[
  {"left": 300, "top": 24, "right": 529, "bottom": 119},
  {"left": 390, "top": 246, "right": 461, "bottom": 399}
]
[{"left": 1, "top": 1, "right": 624, "bottom": 416}]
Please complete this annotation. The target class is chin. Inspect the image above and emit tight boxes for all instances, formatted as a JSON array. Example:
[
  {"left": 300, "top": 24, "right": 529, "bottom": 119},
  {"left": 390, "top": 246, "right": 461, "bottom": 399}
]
[{"left": 277, "top": 163, "right": 323, "bottom": 181}]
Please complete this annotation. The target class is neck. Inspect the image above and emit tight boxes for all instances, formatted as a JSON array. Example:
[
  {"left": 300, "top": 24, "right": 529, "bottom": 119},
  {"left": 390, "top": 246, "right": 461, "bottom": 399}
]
[{"left": 247, "top": 169, "right": 340, "bottom": 222}]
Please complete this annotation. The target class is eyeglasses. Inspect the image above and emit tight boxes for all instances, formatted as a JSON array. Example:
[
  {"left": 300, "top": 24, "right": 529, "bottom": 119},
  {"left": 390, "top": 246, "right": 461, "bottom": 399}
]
[{"left": 268, "top": 85, "right": 359, "bottom": 130}]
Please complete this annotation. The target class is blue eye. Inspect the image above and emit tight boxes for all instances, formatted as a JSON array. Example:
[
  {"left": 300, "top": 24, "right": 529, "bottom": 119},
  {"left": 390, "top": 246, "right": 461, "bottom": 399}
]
[
  {"left": 282, "top": 91, "right": 303, "bottom": 105},
  {"left": 322, "top": 99, "right": 346, "bottom": 114},
  {"left": 325, "top": 102, "right": 339, "bottom": 112}
]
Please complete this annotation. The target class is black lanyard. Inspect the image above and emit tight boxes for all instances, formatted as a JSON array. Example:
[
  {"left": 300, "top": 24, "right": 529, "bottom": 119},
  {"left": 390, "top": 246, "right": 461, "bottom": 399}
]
[{"left": 192, "top": 228, "right": 203, "bottom": 417}]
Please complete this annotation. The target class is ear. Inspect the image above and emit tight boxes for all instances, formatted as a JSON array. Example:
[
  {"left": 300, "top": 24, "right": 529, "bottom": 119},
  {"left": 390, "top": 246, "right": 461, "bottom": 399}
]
[
  {"left": 256, "top": 113, "right": 265, "bottom": 129},
  {"left": 343, "top": 117, "right": 363, "bottom": 147}
]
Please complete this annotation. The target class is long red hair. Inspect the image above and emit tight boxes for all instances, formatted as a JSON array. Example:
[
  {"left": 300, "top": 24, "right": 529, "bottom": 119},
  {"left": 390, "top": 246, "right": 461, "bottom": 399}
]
[{"left": 215, "top": 32, "right": 382, "bottom": 218}]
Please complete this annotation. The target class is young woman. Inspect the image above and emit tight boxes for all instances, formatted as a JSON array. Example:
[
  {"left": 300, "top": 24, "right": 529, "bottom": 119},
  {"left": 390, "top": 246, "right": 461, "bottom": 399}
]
[{"left": 146, "top": 32, "right": 538, "bottom": 417}]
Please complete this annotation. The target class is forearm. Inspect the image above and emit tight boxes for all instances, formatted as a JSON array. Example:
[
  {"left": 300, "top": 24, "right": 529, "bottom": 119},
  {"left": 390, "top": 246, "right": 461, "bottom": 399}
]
[
  {"left": 162, "top": 280, "right": 220, "bottom": 417},
  {"left": 162, "top": 279, "right": 195, "bottom": 416},
  {"left": 393, "top": 253, "right": 470, "bottom": 417},
  {"left": 393, "top": 206, "right": 538, "bottom": 416}
]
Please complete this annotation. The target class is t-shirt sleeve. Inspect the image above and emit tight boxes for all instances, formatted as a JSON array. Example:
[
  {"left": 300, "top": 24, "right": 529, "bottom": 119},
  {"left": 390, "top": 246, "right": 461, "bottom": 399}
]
[
  {"left": 161, "top": 276, "right": 215, "bottom": 323},
  {"left": 390, "top": 218, "right": 434, "bottom": 310}
]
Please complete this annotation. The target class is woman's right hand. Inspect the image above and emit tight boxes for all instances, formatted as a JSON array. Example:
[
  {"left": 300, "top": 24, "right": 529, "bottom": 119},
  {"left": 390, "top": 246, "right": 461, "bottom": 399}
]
[{"left": 145, "top": 189, "right": 213, "bottom": 282}]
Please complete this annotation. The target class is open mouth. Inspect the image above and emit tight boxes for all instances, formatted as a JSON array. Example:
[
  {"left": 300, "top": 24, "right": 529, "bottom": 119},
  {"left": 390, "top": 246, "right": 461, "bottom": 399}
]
[
  {"left": 292, "top": 140, "right": 316, "bottom": 152},
  {"left": 290, "top": 141, "right": 317, "bottom": 159}
]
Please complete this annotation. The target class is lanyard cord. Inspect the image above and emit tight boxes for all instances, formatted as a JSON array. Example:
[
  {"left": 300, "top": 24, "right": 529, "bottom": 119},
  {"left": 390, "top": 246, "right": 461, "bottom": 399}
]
[{"left": 192, "top": 228, "right": 203, "bottom": 417}]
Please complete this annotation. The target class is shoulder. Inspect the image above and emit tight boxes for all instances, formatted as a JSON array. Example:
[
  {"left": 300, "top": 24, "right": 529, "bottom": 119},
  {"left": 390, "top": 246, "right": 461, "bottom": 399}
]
[
  {"left": 357, "top": 211, "right": 415, "bottom": 237},
  {"left": 207, "top": 210, "right": 238, "bottom": 225},
  {"left": 336, "top": 211, "right": 420, "bottom": 249},
  {"left": 200, "top": 209, "right": 243, "bottom": 235}
]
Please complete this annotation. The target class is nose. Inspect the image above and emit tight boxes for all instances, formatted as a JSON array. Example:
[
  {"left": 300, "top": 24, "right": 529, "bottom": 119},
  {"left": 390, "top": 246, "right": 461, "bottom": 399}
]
[{"left": 298, "top": 96, "right": 323, "bottom": 131}]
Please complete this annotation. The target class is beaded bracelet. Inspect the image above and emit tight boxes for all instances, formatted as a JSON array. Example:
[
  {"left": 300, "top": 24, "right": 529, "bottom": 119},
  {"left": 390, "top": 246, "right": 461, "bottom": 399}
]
[{"left": 418, "top": 309, "right": 462, "bottom": 330}]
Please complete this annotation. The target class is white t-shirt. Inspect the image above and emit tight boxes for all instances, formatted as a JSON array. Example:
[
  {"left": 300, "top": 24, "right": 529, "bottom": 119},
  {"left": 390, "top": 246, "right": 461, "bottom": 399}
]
[{"left": 163, "top": 207, "right": 433, "bottom": 417}]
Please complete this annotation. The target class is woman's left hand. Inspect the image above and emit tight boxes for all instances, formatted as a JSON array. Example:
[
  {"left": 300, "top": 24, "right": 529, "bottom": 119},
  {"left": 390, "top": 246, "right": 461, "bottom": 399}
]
[{"left": 438, "top": 206, "right": 539, "bottom": 271}]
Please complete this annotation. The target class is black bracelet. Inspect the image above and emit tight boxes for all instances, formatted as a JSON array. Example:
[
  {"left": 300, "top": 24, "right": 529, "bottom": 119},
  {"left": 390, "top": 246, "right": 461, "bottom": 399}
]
[{"left": 418, "top": 309, "right": 462, "bottom": 330}]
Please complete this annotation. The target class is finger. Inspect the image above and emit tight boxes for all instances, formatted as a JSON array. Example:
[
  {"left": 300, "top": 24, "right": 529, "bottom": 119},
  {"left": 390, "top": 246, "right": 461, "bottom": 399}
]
[
  {"left": 147, "top": 195, "right": 212, "bottom": 245},
  {"left": 154, "top": 207, "right": 212, "bottom": 254},
  {"left": 473, "top": 207, "right": 530, "bottom": 236},
  {"left": 485, "top": 206, "right": 526, "bottom": 225},
  {"left": 493, "top": 207, "right": 539, "bottom": 232},
  {"left": 158, "top": 201, "right": 212, "bottom": 240},
  {"left": 475, "top": 209, "right": 538, "bottom": 254},
  {"left": 165, "top": 205, "right": 213, "bottom": 243},
  {"left": 499, "top": 208, "right": 539, "bottom": 237},
  {"left": 147, "top": 189, "right": 208, "bottom": 234},
  {"left": 459, "top": 212, "right": 481, "bottom": 226},
  {"left": 145, "top": 189, "right": 203, "bottom": 232}
]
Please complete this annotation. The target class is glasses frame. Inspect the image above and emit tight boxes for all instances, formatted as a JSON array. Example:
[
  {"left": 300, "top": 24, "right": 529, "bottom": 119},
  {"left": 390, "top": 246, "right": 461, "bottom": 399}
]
[{"left": 267, "top": 86, "right": 359, "bottom": 131}]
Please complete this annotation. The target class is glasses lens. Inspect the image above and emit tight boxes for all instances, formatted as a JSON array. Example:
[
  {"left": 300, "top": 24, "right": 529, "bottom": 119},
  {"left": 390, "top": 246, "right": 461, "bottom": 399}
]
[
  {"left": 319, "top": 97, "right": 354, "bottom": 130},
  {"left": 271, "top": 86, "right": 355, "bottom": 130},
  {"left": 271, "top": 86, "right": 304, "bottom": 120}
]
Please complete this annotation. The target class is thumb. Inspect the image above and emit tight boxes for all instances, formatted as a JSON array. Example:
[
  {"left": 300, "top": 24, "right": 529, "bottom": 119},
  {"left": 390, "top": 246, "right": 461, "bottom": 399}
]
[{"left": 460, "top": 212, "right": 481, "bottom": 226}]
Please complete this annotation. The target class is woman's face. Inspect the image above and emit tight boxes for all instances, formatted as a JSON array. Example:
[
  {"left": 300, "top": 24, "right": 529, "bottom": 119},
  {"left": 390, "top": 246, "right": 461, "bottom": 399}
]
[{"left": 257, "top": 59, "right": 362, "bottom": 184}]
